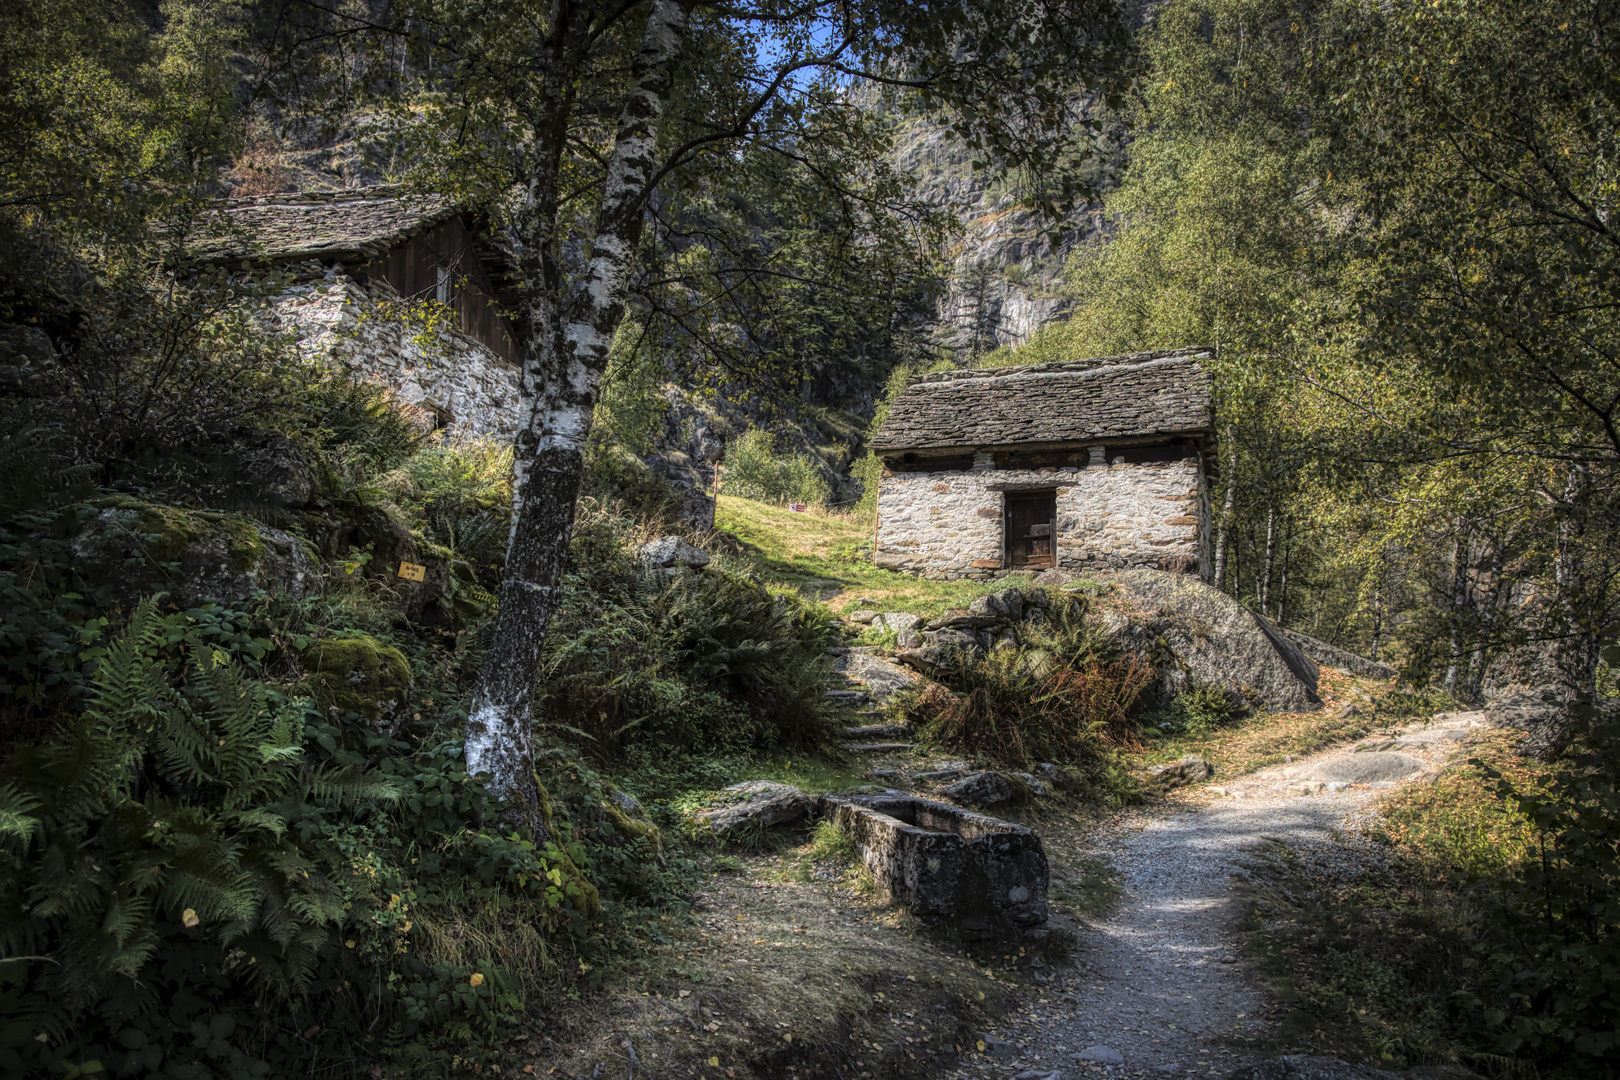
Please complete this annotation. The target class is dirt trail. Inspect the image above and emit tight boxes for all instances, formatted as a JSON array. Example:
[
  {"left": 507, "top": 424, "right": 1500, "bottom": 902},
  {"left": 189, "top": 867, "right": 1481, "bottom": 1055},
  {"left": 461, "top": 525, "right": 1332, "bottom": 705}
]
[{"left": 947, "top": 710, "right": 1489, "bottom": 1080}]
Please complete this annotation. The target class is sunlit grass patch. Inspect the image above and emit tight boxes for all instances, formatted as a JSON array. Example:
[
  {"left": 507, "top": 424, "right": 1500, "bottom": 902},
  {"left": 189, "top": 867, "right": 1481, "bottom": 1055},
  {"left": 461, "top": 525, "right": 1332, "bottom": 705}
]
[
  {"left": 713, "top": 495, "right": 1050, "bottom": 615},
  {"left": 1144, "top": 706, "right": 1376, "bottom": 777},
  {"left": 1373, "top": 730, "right": 1550, "bottom": 878}
]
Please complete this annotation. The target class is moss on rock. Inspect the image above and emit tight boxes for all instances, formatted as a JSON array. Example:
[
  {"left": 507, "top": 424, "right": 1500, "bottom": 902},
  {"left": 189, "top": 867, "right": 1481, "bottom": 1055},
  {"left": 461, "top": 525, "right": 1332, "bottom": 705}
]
[
  {"left": 75, "top": 498, "right": 317, "bottom": 605},
  {"left": 302, "top": 636, "right": 413, "bottom": 722}
]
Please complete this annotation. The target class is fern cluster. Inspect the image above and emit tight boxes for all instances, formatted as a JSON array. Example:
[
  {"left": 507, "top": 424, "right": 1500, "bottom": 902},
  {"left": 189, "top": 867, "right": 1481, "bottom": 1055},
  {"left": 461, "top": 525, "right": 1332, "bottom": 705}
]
[
  {"left": 0, "top": 597, "right": 633, "bottom": 1077},
  {"left": 0, "top": 599, "right": 396, "bottom": 1071},
  {"left": 540, "top": 551, "right": 838, "bottom": 760}
]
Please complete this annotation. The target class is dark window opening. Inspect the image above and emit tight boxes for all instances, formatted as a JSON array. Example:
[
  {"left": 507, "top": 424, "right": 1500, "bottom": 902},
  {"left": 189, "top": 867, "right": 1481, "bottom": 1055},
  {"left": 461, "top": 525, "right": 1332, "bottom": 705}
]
[
  {"left": 1004, "top": 489, "right": 1057, "bottom": 569},
  {"left": 887, "top": 454, "right": 975, "bottom": 473},
  {"left": 994, "top": 449, "right": 1084, "bottom": 470},
  {"left": 1111, "top": 443, "right": 1195, "bottom": 465}
]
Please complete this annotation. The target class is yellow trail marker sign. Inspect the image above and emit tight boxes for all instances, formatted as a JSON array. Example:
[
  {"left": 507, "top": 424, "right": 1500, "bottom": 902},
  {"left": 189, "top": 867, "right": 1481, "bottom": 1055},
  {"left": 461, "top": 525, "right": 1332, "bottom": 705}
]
[{"left": 397, "top": 561, "right": 427, "bottom": 582}]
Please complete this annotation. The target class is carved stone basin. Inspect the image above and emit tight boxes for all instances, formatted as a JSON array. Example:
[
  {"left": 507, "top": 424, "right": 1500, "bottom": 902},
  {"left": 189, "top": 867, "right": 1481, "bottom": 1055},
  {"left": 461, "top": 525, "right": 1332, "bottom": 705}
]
[{"left": 818, "top": 794, "right": 1048, "bottom": 938}]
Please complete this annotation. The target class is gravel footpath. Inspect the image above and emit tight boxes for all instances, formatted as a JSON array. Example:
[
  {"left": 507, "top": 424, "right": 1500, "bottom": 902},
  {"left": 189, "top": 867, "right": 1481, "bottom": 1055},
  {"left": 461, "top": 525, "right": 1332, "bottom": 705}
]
[{"left": 948, "top": 711, "right": 1485, "bottom": 1080}]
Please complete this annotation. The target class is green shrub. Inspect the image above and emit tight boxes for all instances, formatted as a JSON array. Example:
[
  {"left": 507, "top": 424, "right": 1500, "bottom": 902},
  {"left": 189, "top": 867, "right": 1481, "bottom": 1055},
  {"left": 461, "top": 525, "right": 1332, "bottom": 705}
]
[
  {"left": 1465, "top": 659, "right": 1620, "bottom": 1073},
  {"left": 0, "top": 598, "right": 672, "bottom": 1076},
  {"left": 1140, "top": 680, "right": 1249, "bottom": 738},
  {"left": 539, "top": 553, "right": 838, "bottom": 760},
  {"left": 719, "top": 428, "right": 831, "bottom": 508},
  {"left": 910, "top": 650, "right": 1153, "bottom": 770},
  {"left": 897, "top": 592, "right": 1152, "bottom": 774}
]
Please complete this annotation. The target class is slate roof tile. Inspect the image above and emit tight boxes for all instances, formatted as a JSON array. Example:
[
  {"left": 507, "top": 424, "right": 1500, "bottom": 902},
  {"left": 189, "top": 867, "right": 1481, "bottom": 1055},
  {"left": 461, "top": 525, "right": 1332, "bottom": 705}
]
[
  {"left": 189, "top": 187, "right": 455, "bottom": 264},
  {"left": 871, "top": 347, "right": 1214, "bottom": 453}
]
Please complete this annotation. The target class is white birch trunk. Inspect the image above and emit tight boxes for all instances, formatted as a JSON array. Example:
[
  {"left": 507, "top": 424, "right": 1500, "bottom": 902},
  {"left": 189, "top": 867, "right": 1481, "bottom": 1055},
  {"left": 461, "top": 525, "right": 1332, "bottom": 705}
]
[
  {"left": 464, "top": 0, "right": 689, "bottom": 835},
  {"left": 1212, "top": 444, "right": 1237, "bottom": 591}
]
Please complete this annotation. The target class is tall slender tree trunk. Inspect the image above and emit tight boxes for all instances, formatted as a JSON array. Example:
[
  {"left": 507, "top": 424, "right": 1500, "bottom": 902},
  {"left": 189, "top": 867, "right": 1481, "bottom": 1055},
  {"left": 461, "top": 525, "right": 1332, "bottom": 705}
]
[
  {"left": 1212, "top": 442, "right": 1237, "bottom": 592},
  {"left": 1465, "top": 538, "right": 1511, "bottom": 701},
  {"left": 1443, "top": 532, "right": 1468, "bottom": 695},
  {"left": 464, "top": 0, "right": 689, "bottom": 836},
  {"left": 1275, "top": 521, "right": 1291, "bottom": 627},
  {"left": 1370, "top": 587, "right": 1383, "bottom": 662},
  {"left": 1258, "top": 506, "right": 1276, "bottom": 614}
]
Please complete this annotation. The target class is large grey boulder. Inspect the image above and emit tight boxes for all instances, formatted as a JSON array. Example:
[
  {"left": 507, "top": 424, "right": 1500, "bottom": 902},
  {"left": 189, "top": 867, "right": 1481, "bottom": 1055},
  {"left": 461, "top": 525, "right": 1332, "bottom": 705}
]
[
  {"left": 1291, "top": 752, "right": 1424, "bottom": 784},
  {"left": 1098, "top": 569, "right": 1321, "bottom": 714},
  {"left": 73, "top": 501, "right": 318, "bottom": 606},
  {"left": 1485, "top": 686, "right": 1574, "bottom": 761},
  {"left": 819, "top": 794, "right": 1049, "bottom": 937},
  {"left": 1282, "top": 629, "right": 1397, "bottom": 681},
  {"left": 1226, "top": 1056, "right": 1403, "bottom": 1080},
  {"left": 693, "top": 781, "right": 812, "bottom": 837},
  {"left": 638, "top": 535, "right": 711, "bottom": 571},
  {"left": 832, "top": 651, "right": 930, "bottom": 704}
]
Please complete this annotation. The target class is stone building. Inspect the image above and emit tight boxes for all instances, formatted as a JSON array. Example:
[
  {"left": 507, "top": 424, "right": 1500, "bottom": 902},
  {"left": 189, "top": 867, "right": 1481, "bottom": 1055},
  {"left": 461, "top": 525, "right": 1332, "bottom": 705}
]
[
  {"left": 194, "top": 188, "right": 523, "bottom": 438},
  {"left": 869, "top": 348, "right": 1216, "bottom": 580}
]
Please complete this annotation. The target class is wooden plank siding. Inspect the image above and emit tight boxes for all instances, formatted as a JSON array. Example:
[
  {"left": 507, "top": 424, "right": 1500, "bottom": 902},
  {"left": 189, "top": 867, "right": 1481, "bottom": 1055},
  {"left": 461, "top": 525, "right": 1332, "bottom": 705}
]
[{"left": 361, "top": 217, "right": 521, "bottom": 366}]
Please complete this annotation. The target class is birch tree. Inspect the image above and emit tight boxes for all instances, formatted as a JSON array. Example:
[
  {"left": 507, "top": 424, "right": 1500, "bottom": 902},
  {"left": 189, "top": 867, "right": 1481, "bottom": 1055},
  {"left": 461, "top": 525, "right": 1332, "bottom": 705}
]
[{"left": 272, "top": 0, "right": 1133, "bottom": 834}]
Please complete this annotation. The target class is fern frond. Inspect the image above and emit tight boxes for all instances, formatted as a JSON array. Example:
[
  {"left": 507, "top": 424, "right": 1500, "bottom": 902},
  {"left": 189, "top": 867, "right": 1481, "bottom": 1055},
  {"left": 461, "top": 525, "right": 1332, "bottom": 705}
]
[
  {"left": 302, "top": 766, "right": 402, "bottom": 804},
  {"left": 0, "top": 785, "right": 42, "bottom": 849}
]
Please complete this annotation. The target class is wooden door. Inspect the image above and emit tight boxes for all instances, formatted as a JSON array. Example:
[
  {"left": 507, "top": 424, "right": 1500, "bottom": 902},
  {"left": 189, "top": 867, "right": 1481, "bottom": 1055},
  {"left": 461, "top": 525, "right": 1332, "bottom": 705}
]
[{"left": 1005, "top": 491, "right": 1057, "bottom": 568}]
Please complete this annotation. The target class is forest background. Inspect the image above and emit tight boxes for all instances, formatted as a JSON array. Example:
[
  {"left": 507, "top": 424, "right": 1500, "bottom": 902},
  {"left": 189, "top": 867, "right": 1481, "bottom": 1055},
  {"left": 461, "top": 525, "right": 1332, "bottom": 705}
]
[{"left": 0, "top": 0, "right": 1616, "bottom": 1077}]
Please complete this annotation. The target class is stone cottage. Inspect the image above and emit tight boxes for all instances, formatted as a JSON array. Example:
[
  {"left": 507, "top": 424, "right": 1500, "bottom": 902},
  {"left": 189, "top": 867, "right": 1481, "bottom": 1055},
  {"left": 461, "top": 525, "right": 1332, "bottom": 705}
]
[
  {"left": 869, "top": 348, "right": 1216, "bottom": 580},
  {"left": 193, "top": 187, "right": 523, "bottom": 438}
]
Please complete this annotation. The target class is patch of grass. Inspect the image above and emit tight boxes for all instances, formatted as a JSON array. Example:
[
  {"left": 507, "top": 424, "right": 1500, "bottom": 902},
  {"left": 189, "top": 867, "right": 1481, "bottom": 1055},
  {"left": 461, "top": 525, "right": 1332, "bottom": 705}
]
[
  {"left": 1235, "top": 840, "right": 1478, "bottom": 1070},
  {"left": 523, "top": 859, "right": 1023, "bottom": 1080},
  {"left": 714, "top": 495, "right": 1050, "bottom": 614},
  {"left": 1144, "top": 706, "right": 1375, "bottom": 777},
  {"left": 1373, "top": 731, "right": 1551, "bottom": 877},
  {"left": 1231, "top": 733, "right": 1560, "bottom": 1075}
]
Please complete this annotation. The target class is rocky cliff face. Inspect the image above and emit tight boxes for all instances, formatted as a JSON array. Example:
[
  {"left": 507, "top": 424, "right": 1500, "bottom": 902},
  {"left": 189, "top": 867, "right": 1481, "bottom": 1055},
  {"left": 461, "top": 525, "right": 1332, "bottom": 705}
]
[{"left": 888, "top": 115, "right": 1120, "bottom": 357}]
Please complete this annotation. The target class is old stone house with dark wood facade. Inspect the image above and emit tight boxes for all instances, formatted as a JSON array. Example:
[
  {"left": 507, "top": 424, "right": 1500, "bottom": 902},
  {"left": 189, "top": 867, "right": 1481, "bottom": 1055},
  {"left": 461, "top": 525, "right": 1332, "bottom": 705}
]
[
  {"left": 869, "top": 348, "right": 1217, "bottom": 580},
  {"left": 194, "top": 188, "right": 525, "bottom": 438}
]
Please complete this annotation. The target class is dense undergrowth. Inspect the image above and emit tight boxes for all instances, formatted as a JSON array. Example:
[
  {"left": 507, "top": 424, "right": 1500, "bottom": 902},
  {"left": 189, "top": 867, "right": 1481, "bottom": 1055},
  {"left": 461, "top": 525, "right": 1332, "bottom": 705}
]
[
  {"left": 0, "top": 374, "right": 841, "bottom": 1077},
  {"left": 885, "top": 593, "right": 1155, "bottom": 803}
]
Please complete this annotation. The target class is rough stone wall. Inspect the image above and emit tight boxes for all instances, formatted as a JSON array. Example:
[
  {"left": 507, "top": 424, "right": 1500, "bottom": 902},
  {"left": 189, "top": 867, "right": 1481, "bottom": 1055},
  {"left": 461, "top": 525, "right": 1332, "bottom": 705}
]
[
  {"left": 874, "top": 459, "right": 1203, "bottom": 579},
  {"left": 265, "top": 263, "right": 521, "bottom": 440}
]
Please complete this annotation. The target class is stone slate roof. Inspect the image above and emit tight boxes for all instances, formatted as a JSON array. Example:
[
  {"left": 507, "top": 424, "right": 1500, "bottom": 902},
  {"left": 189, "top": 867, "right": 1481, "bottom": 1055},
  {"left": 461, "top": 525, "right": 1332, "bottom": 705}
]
[
  {"left": 189, "top": 187, "right": 457, "bottom": 264},
  {"left": 871, "top": 347, "right": 1214, "bottom": 453}
]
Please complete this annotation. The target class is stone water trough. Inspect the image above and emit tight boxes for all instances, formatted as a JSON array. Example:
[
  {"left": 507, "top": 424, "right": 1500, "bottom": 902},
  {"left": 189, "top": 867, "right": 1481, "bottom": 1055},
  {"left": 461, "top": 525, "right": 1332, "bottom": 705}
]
[{"left": 818, "top": 794, "right": 1048, "bottom": 938}]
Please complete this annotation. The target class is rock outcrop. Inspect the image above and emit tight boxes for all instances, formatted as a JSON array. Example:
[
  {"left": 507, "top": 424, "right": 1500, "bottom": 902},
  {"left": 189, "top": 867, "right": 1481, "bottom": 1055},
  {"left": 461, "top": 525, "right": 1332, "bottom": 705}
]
[
  {"left": 1485, "top": 687, "right": 1575, "bottom": 761},
  {"left": 1281, "top": 628, "right": 1396, "bottom": 681},
  {"left": 302, "top": 636, "right": 413, "bottom": 727},
  {"left": 1095, "top": 569, "right": 1321, "bottom": 714},
  {"left": 73, "top": 499, "right": 319, "bottom": 606},
  {"left": 693, "top": 781, "right": 813, "bottom": 838}
]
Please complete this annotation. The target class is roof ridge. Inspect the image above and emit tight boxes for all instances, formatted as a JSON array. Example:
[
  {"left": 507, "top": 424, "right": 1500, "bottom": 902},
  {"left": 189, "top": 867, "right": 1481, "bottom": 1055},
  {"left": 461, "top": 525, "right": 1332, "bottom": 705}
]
[
  {"left": 217, "top": 184, "right": 441, "bottom": 210},
  {"left": 911, "top": 346, "right": 1213, "bottom": 386}
]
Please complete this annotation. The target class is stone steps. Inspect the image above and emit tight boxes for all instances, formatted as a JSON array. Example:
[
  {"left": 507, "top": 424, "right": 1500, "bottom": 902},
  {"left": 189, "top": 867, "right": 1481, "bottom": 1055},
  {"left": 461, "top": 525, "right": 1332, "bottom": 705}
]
[
  {"left": 823, "top": 688, "right": 871, "bottom": 706},
  {"left": 844, "top": 723, "right": 911, "bottom": 740},
  {"left": 839, "top": 741, "right": 917, "bottom": 754}
]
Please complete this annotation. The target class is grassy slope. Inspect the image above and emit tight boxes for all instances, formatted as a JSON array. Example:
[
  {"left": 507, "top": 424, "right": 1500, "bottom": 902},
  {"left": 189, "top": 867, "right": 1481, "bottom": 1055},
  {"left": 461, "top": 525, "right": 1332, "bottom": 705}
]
[{"left": 713, "top": 495, "right": 1027, "bottom": 616}]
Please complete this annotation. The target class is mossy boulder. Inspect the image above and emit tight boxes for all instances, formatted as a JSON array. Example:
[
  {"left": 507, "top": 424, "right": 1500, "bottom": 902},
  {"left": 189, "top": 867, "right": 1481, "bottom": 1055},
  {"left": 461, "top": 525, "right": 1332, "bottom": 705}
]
[
  {"left": 72, "top": 498, "right": 318, "bottom": 605},
  {"left": 302, "top": 636, "right": 413, "bottom": 724}
]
